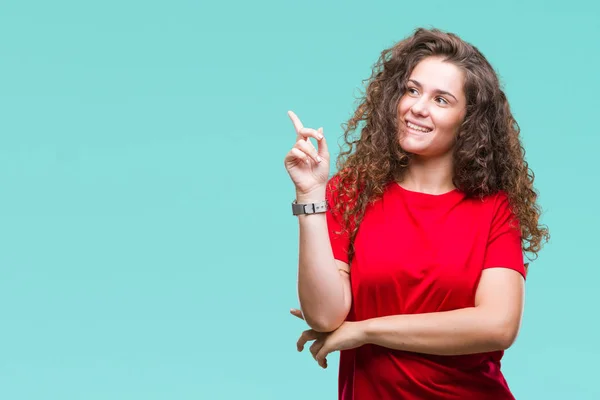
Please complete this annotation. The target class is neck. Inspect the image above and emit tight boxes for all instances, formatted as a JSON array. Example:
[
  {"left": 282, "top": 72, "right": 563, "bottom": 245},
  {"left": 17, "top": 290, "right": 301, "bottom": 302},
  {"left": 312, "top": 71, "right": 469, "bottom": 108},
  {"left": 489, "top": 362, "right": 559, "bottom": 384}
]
[{"left": 398, "top": 153, "right": 455, "bottom": 195}]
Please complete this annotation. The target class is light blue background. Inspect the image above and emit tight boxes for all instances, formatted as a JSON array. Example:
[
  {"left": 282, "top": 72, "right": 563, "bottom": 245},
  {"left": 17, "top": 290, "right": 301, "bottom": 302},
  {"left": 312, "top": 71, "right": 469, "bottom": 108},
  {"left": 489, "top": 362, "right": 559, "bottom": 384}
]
[{"left": 0, "top": 0, "right": 598, "bottom": 398}]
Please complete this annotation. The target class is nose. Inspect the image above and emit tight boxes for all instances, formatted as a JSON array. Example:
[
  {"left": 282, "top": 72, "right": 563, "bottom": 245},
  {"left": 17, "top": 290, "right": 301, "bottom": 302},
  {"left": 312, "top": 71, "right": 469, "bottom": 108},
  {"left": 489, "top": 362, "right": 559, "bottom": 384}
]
[{"left": 410, "top": 97, "right": 429, "bottom": 117}]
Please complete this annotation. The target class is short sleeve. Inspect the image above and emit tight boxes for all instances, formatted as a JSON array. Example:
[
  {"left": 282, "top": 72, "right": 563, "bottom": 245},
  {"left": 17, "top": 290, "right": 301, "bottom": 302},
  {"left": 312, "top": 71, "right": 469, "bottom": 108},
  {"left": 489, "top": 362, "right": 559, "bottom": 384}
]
[
  {"left": 482, "top": 192, "right": 526, "bottom": 279},
  {"left": 325, "top": 176, "right": 351, "bottom": 264}
]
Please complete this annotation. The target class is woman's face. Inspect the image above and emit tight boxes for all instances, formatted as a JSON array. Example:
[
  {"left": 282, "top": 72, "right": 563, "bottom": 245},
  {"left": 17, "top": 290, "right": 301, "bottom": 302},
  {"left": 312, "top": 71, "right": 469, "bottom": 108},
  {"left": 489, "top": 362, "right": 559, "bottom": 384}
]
[{"left": 397, "top": 56, "right": 467, "bottom": 158}]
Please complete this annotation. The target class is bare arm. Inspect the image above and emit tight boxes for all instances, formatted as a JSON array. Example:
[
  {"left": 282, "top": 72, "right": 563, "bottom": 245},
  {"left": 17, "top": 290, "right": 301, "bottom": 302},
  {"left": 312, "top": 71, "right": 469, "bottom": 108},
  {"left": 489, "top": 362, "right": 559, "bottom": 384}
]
[
  {"left": 360, "top": 268, "right": 524, "bottom": 355},
  {"left": 283, "top": 111, "right": 351, "bottom": 333},
  {"left": 296, "top": 187, "right": 351, "bottom": 332}
]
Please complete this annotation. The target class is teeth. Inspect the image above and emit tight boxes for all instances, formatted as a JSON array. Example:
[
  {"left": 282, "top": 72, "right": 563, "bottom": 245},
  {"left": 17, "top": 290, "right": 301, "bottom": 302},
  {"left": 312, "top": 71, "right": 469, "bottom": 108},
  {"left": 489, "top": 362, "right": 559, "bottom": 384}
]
[{"left": 407, "top": 121, "right": 432, "bottom": 133}]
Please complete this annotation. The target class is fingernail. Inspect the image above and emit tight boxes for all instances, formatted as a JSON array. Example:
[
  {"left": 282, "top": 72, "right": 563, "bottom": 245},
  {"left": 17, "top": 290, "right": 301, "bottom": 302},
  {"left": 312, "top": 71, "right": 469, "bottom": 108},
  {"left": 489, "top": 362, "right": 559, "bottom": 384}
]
[{"left": 316, "top": 156, "right": 322, "bottom": 163}]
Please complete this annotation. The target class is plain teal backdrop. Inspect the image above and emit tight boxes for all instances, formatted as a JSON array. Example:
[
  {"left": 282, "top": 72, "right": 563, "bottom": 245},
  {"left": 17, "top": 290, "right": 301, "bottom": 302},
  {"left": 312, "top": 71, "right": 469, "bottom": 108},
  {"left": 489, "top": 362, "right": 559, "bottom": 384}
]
[{"left": 0, "top": 0, "right": 598, "bottom": 398}]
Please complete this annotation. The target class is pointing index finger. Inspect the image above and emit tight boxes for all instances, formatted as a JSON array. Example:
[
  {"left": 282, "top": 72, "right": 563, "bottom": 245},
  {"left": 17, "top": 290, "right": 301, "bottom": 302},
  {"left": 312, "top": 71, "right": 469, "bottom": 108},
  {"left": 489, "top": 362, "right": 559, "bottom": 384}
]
[{"left": 287, "top": 111, "right": 305, "bottom": 139}]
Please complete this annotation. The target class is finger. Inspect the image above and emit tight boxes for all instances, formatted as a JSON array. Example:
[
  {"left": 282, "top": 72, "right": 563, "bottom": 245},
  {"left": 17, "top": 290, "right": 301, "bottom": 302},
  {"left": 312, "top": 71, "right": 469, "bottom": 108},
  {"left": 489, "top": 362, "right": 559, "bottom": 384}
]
[
  {"left": 297, "top": 127, "right": 324, "bottom": 141},
  {"left": 316, "top": 127, "right": 329, "bottom": 156},
  {"left": 315, "top": 344, "right": 331, "bottom": 368},
  {"left": 287, "top": 111, "right": 304, "bottom": 137},
  {"left": 295, "top": 139, "right": 322, "bottom": 164},
  {"left": 287, "top": 147, "right": 312, "bottom": 166},
  {"left": 317, "top": 355, "right": 328, "bottom": 369},
  {"left": 294, "top": 136, "right": 317, "bottom": 153},
  {"left": 310, "top": 339, "right": 326, "bottom": 361},
  {"left": 297, "top": 329, "right": 319, "bottom": 352},
  {"left": 290, "top": 308, "right": 305, "bottom": 320}
]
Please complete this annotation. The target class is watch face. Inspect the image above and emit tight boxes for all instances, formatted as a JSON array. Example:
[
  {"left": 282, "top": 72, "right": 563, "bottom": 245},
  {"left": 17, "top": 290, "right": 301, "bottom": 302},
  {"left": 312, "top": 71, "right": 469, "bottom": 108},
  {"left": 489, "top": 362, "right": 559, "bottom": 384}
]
[{"left": 292, "top": 202, "right": 305, "bottom": 215}]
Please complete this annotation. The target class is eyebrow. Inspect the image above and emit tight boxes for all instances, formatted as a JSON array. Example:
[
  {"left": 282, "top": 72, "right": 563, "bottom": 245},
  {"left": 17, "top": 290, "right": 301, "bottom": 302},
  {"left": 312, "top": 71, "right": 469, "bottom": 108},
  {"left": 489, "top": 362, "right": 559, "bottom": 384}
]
[{"left": 407, "top": 79, "right": 458, "bottom": 102}]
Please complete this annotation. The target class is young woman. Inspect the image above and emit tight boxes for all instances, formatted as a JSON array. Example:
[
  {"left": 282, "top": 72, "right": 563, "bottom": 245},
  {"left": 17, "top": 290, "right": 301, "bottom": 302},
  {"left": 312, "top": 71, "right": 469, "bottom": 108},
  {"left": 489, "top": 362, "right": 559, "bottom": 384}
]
[{"left": 283, "top": 28, "right": 549, "bottom": 399}]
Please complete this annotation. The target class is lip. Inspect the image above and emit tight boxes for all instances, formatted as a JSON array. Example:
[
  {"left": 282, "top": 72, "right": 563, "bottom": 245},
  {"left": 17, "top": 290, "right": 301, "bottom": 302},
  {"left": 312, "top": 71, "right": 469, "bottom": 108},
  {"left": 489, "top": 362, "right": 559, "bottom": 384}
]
[{"left": 404, "top": 119, "right": 434, "bottom": 131}]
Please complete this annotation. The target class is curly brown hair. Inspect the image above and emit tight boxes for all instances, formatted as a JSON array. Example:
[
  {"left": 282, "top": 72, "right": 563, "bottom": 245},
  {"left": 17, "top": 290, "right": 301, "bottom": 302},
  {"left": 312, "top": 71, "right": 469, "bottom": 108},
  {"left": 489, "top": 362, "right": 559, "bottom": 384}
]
[{"left": 330, "top": 27, "right": 549, "bottom": 267}]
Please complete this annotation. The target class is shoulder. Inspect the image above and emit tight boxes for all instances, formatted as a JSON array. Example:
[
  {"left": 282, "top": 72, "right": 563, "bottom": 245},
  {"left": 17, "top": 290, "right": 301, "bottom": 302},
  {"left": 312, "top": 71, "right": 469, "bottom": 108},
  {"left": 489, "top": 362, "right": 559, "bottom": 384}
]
[
  {"left": 478, "top": 189, "right": 509, "bottom": 203},
  {"left": 326, "top": 173, "right": 342, "bottom": 192},
  {"left": 479, "top": 190, "right": 521, "bottom": 232},
  {"left": 485, "top": 190, "right": 515, "bottom": 216},
  {"left": 325, "top": 174, "right": 348, "bottom": 218},
  {"left": 326, "top": 168, "right": 353, "bottom": 191},
  {"left": 326, "top": 171, "right": 358, "bottom": 203},
  {"left": 325, "top": 174, "right": 343, "bottom": 203},
  {"left": 460, "top": 190, "right": 518, "bottom": 229},
  {"left": 467, "top": 190, "right": 512, "bottom": 212}
]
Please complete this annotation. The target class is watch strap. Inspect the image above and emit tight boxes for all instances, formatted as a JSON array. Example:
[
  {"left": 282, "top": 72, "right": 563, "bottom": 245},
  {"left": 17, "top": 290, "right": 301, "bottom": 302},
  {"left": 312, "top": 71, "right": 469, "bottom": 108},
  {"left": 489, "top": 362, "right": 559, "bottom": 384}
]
[{"left": 292, "top": 199, "right": 328, "bottom": 215}]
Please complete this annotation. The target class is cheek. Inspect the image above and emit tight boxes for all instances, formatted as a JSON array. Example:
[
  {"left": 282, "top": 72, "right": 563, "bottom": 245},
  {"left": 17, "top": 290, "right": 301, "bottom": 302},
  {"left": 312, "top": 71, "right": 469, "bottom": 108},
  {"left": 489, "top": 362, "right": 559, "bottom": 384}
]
[
  {"left": 397, "top": 96, "right": 412, "bottom": 116},
  {"left": 433, "top": 110, "right": 464, "bottom": 132}
]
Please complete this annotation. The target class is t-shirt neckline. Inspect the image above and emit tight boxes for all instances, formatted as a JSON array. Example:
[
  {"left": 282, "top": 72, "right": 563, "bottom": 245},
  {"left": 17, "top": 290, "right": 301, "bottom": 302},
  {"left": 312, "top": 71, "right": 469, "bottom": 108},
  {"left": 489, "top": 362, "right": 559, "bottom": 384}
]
[
  {"left": 391, "top": 182, "right": 464, "bottom": 202},
  {"left": 394, "top": 182, "right": 458, "bottom": 195}
]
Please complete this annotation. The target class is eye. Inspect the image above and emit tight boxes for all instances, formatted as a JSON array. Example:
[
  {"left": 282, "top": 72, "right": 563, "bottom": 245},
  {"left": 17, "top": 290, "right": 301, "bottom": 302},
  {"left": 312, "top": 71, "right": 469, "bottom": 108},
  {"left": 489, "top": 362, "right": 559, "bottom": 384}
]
[
  {"left": 407, "top": 87, "right": 419, "bottom": 96},
  {"left": 435, "top": 97, "right": 449, "bottom": 105}
]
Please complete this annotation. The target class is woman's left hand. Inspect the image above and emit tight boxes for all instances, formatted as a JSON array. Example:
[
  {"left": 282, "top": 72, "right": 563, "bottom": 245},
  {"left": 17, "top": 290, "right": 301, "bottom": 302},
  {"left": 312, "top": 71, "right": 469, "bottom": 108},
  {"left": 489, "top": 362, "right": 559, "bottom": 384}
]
[{"left": 290, "top": 308, "right": 366, "bottom": 369}]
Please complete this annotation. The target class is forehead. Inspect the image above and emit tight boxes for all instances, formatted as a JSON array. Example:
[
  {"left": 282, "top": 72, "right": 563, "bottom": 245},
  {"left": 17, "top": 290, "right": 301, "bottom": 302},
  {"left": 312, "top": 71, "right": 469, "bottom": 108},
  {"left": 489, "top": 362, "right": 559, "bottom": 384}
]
[{"left": 408, "top": 56, "right": 465, "bottom": 98}]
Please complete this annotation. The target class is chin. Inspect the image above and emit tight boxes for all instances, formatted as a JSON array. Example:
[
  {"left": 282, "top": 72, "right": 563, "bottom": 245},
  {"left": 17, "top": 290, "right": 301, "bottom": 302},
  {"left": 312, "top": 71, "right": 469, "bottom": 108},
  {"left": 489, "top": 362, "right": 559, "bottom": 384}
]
[
  {"left": 399, "top": 136, "right": 432, "bottom": 155},
  {"left": 399, "top": 129, "right": 454, "bottom": 158}
]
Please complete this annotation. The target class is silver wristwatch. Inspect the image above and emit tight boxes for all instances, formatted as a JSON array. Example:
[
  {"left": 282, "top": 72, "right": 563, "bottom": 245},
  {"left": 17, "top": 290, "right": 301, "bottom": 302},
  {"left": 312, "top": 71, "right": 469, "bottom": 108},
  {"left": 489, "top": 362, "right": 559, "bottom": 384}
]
[{"left": 292, "top": 199, "right": 328, "bottom": 216}]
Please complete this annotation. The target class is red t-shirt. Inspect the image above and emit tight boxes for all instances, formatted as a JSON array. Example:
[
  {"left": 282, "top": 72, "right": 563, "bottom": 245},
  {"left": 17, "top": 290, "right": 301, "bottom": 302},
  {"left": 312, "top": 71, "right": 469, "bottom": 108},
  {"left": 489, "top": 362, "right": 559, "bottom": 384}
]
[{"left": 325, "top": 176, "right": 526, "bottom": 400}]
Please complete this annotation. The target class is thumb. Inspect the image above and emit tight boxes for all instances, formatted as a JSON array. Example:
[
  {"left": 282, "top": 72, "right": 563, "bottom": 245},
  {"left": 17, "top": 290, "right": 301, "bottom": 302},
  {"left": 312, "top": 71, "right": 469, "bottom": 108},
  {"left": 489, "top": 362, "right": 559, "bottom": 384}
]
[{"left": 290, "top": 308, "right": 305, "bottom": 320}]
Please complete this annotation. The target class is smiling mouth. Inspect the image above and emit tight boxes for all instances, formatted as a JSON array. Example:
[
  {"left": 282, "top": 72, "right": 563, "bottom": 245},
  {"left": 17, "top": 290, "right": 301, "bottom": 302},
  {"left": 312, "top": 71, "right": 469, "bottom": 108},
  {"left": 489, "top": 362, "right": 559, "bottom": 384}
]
[{"left": 406, "top": 121, "right": 433, "bottom": 133}]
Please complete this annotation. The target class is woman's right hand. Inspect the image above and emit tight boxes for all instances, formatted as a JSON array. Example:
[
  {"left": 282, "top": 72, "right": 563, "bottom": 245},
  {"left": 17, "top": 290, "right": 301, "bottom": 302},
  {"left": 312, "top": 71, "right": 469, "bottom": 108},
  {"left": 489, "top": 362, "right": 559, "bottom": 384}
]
[{"left": 284, "top": 111, "right": 330, "bottom": 197}]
